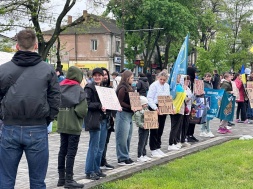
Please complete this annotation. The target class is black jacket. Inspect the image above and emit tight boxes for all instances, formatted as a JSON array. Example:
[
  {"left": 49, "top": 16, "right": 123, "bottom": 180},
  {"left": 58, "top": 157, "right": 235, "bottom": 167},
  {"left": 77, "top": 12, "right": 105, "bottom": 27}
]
[
  {"left": 0, "top": 51, "right": 60, "bottom": 126},
  {"left": 204, "top": 80, "right": 213, "bottom": 89},
  {"left": 212, "top": 74, "right": 220, "bottom": 89},
  {"left": 137, "top": 77, "right": 149, "bottom": 96},
  {"left": 84, "top": 82, "right": 103, "bottom": 131}
]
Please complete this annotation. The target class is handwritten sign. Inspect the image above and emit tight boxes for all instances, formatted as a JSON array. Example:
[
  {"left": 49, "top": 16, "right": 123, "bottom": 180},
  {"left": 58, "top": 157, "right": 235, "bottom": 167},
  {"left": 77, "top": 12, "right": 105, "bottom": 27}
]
[
  {"left": 247, "top": 81, "right": 253, "bottom": 89},
  {"left": 246, "top": 88, "right": 253, "bottom": 108},
  {"left": 158, "top": 96, "right": 174, "bottom": 114},
  {"left": 144, "top": 111, "right": 159, "bottom": 129},
  {"left": 129, "top": 92, "right": 142, "bottom": 111},
  {"left": 95, "top": 86, "right": 121, "bottom": 110},
  {"left": 194, "top": 80, "right": 204, "bottom": 95}
]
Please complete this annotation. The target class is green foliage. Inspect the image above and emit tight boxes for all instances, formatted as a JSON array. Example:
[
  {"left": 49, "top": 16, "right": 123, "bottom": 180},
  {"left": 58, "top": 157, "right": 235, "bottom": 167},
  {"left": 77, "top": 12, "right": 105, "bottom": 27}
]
[{"left": 100, "top": 140, "right": 253, "bottom": 189}]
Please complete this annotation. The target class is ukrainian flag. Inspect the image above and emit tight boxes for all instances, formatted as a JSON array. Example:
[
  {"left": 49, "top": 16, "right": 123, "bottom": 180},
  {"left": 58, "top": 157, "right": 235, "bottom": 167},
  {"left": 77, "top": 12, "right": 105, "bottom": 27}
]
[
  {"left": 173, "top": 84, "right": 187, "bottom": 114},
  {"left": 240, "top": 65, "right": 246, "bottom": 84}
]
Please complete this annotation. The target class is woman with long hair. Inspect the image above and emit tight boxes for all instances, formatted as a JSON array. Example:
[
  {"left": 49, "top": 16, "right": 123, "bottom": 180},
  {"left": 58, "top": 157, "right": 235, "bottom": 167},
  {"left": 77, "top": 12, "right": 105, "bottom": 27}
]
[{"left": 115, "top": 70, "right": 135, "bottom": 165}]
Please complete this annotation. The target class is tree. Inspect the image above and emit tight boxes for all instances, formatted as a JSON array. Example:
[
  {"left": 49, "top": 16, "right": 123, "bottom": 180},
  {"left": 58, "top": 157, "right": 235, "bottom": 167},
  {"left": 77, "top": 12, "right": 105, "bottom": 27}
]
[{"left": 0, "top": 0, "right": 85, "bottom": 61}]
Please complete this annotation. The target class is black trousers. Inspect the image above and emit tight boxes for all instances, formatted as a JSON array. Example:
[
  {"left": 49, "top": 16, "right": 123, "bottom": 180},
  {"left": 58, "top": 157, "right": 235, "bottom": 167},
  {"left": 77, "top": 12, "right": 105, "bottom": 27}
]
[
  {"left": 58, "top": 133, "right": 80, "bottom": 175},
  {"left": 101, "top": 129, "right": 112, "bottom": 166},
  {"left": 236, "top": 102, "right": 246, "bottom": 121},
  {"left": 169, "top": 114, "right": 183, "bottom": 145},
  {"left": 176, "top": 115, "right": 190, "bottom": 143},
  {"left": 138, "top": 127, "right": 149, "bottom": 157},
  {"left": 187, "top": 123, "right": 196, "bottom": 136},
  {"left": 149, "top": 114, "right": 167, "bottom": 150}
]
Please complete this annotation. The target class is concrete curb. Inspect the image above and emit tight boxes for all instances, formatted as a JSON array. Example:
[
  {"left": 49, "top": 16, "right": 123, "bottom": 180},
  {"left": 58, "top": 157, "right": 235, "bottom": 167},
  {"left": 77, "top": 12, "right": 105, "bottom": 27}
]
[{"left": 52, "top": 136, "right": 238, "bottom": 189}]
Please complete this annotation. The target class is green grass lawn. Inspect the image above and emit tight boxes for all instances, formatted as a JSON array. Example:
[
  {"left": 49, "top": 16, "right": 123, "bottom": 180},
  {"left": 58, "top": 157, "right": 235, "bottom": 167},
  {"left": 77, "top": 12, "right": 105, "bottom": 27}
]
[{"left": 99, "top": 140, "right": 253, "bottom": 189}]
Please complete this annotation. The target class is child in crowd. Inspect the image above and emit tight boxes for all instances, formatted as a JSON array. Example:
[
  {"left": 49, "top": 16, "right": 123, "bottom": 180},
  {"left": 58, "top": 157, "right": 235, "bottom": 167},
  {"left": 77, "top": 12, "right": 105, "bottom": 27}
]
[
  {"left": 134, "top": 96, "right": 152, "bottom": 162},
  {"left": 200, "top": 73, "right": 215, "bottom": 138}
]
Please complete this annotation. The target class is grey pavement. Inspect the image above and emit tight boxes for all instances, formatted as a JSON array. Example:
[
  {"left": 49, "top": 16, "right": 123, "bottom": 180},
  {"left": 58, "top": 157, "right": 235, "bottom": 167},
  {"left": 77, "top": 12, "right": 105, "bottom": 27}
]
[{"left": 14, "top": 117, "right": 253, "bottom": 189}]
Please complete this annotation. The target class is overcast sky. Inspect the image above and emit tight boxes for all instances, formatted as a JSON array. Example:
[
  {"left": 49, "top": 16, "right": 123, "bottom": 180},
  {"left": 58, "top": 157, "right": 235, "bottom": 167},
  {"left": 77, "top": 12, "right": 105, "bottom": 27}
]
[{"left": 2, "top": 0, "right": 107, "bottom": 37}]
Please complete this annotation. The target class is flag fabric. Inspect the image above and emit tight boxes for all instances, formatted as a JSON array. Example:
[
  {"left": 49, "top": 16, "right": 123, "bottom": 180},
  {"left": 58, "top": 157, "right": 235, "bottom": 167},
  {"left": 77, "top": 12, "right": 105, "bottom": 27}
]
[
  {"left": 204, "top": 88, "right": 225, "bottom": 120},
  {"left": 173, "top": 84, "right": 186, "bottom": 114},
  {"left": 240, "top": 65, "right": 247, "bottom": 84},
  {"left": 169, "top": 34, "right": 189, "bottom": 99},
  {"left": 216, "top": 92, "right": 235, "bottom": 121}
]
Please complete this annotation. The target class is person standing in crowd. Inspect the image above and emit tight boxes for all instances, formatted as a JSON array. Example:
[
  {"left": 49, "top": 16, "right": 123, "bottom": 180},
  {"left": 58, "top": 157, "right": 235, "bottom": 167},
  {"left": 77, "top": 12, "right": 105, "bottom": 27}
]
[
  {"left": 100, "top": 67, "right": 115, "bottom": 170},
  {"left": 168, "top": 75, "right": 186, "bottom": 151},
  {"left": 84, "top": 68, "right": 107, "bottom": 180},
  {"left": 136, "top": 73, "right": 149, "bottom": 96},
  {"left": 248, "top": 71, "right": 253, "bottom": 81},
  {"left": 0, "top": 29, "right": 60, "bottom": 189},
  {"left": 111, "top": 72, "right": 121, "bottom": 90},
  {"left": 200, "top": 73, "right": 215, "bottom": 137},
  {"left": 115, "top": 70, "right": 135, "bottom": 165},
  {"left": 57, "top": 66, "right": 87, "bottom": 188},
  {"left": 218, "top": 73, "right": 233, "bottom": 134},
  {"left": 187, "top": 64, "right": 196, "bottom": 91},
  {"left": 234, "top": 73, "right": 247, "bottom": 123},
  {"left": 177, "top": 75, "right": 193, "bottom": 148},
  {"left": 86, "top": 70, "right": 93, "bottom": 84},
  {"left": 134, "top": 96, "right": 151, "bottom": 162},
  {"left": 147, "top": 70, "right": 170, "bottom": 157},
  {"left": 56, "top": 67, "right": 65, "bottom": 83},
  {"left": 212, "top": 70, "right": 220, "bottom": 89}
]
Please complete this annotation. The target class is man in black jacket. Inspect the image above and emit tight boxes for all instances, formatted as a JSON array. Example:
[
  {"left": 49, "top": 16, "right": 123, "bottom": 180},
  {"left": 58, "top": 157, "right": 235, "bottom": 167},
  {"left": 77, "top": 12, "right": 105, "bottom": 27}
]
[
  {"left": 0, "top": 29, "right": 60, "bottom": 189},
  {"left": 212, "top": 70, "right": 220, "bottom": 89}
]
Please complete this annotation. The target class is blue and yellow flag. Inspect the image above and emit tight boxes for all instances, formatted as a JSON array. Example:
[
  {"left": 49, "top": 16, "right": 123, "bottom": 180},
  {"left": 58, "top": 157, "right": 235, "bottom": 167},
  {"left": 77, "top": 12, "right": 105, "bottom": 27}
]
[
  {"left": 173, "top": 84, "right": 186, "bottom": 113},
  {"left": 169, "top": 34, "right": 189, "bottom": 99},
  {"left": 240, "top": 65, "right": 247, "bottom": 84}
]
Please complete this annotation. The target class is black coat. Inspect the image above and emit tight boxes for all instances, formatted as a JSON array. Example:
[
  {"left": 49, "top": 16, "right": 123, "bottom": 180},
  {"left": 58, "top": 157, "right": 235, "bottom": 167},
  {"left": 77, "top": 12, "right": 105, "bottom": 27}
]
[
  {"left": 84, "top": 82, "right": 103, "bottom": 131},
  {"left": 0, "top": 51, "right": 60, "bottom": 126},
  {"left": 137, "top": 77, "right": 149, "bottom": 96},
  {"left": 212, "top": 74, "right": 220, "bottom": 89}
]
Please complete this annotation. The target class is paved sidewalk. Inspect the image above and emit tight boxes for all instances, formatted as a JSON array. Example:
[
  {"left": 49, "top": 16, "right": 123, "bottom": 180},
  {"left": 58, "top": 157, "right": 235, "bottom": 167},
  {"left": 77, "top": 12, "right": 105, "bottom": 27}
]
[{"left": 14, "top": 117, "right": 253, "bottom": 189}]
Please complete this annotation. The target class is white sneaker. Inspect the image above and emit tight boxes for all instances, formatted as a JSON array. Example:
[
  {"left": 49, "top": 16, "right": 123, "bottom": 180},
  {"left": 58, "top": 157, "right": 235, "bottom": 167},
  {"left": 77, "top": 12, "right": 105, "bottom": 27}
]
[
  {"left": 156, "top": 149, "right": 168, "bottom": 156},
  {"left": 175, "top": 143, "right": 182, "bottom": 149},
  {"left": 181, "top": 142, "right": 191, "bottom": 147},
  {"left": 137, "top": 156, "right": 147, "bottom": 162},
  {"left": 199, "top": 132, "right": 209, "bottom": 137},
  {"left": 143, "top": 155, "right": 152, "bottom": 161},
  {"left": 151, "top": 150, "right": 163, "bottom": 158},
  {"left": 206, "top": 132, "right": 215, "bottom": 137},
  {"left": 226, "top": 126, "right": 232, "bottom": 130},
  {"left": 168, "top": 144, "right": 180, "bottom": 151}
]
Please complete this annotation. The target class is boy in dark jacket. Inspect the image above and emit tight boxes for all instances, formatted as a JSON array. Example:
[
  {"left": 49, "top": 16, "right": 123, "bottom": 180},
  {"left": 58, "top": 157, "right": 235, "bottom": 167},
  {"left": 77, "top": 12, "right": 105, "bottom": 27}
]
[
  {"left": 137, "top": 73, "right": 149, "bottom": 96},
  {"left": 57, "top": 66, "right": 87, "bottom": 188}
]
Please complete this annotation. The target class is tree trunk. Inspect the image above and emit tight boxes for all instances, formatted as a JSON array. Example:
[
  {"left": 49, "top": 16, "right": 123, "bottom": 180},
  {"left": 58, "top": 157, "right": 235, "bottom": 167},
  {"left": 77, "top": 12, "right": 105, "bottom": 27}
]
[{"left": 56, "top": 37, "right": 61, "bottom": 68}]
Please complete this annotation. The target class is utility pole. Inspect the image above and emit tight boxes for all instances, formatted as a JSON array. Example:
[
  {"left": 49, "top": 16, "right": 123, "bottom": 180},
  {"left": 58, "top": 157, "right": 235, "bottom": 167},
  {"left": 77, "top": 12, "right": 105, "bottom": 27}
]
[{"left": 120, "top": 0, "right": 125, "bottom": 71}]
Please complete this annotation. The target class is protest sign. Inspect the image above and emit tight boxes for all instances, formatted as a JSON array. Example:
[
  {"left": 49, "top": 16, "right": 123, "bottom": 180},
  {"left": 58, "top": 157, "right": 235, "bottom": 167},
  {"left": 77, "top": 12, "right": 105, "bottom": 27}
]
[
  {"left": 194, "top": 80, "right": 204, "bottom": 95},
  {"left": 231, "top": 81, "right": 239, "bottom": 101},
  {"left": 246, "top": 88, "right": 253, "bottom": 108},
  {"left": 95, "top": 86, "right": 121, "bottom": 110},
  {"left": 129, "top": 92, "right": 142, "bottom": 111},
  {"left": 158, "top": 96, "right": 174, "bottom": 114},
  {"left": 144, "top": 111, "right": 159, "bottom": 129}
]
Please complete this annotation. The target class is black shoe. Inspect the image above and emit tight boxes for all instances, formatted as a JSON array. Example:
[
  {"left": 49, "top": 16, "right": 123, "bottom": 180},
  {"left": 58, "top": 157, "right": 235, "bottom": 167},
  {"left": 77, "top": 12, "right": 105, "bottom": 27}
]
[
  {"left": 128, "top": 158, "right": 134, "bottom": 163},
  {"left": 228, "top": 122, "right": 235, "bottom": 126},
  {"left": 100, "top": 162, "right": 114, "bottom": 170},
  {"left": 186, "top": 136, "right": 195, "bottom": 142},
  {"left": 118, "top": 159, "right": 135, "bottom": 165},
  {"left": 86, "top": 172, "right": 100, "bottom": 180},
  {"left": 64, "top": 174, "right": 84, "bottom": 188},
  {"left": 96, "top": 170, "right": 106, "bottom": 177},
  {"left": 191, "top": 136, "right": 199, "bottom": 142}
]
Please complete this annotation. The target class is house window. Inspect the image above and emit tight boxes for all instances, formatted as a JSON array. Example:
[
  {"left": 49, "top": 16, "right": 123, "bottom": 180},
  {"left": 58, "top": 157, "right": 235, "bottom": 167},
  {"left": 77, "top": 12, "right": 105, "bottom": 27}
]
[
  {"left": 116, "top": 41, "right": 120, "bottom": 53},
  {"left": 91, "top": 40, "right": 97, "bottom": 51}
]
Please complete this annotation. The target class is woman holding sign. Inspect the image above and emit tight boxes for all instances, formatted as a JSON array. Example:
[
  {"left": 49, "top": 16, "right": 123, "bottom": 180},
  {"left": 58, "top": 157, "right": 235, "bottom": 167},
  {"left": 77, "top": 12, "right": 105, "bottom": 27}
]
[
  {"left": 147, "top": 70, "right": 170, "bottom": 158},
  {"left": 115, "top": 70, "right": 136, "bottom": 165}
]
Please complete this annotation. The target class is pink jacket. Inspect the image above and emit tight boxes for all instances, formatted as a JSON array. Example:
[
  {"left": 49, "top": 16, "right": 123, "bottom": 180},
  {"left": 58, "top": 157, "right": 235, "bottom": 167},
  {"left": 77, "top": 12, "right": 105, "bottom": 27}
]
[{"left": 235, "top": 78, "right": 245, "bottom": 102}]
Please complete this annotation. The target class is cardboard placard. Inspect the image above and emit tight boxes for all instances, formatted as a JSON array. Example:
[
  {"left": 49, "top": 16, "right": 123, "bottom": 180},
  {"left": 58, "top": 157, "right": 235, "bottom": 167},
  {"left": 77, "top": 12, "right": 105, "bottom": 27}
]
[
  {"left": 144, "top": 111, "right": 159, "bottom": 129},
  {"left": 129, "top": 92, "right": 142, "bottom": 111},
  {"left": 194, "top": 79, "right": 204, "bottom": 95},
  {"left": 246, "top": 88, "right": 253, "bottom": 108},
  {"left": 158, "top": 96, "right": 174, "bottom": 114},
  {"left": 231, "top": 81, "right": 239, "bottom": 100},
  {"left": 247, "top": 81, "right": 253, "bottom": 89},
  {"left": 95, "top": 86, "right": 121, "bottom": 110}
]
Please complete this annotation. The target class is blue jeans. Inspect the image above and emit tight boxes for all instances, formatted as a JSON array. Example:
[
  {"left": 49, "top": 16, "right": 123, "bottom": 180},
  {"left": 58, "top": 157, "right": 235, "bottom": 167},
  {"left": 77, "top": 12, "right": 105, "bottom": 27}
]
[
  {"left": 85, "top": 119, "right": 107, "bottom": 174},
  {"left": 0, "top": 125, "right": 48, "bottom": 189},
  {"left": 115, "top": 111, "right": 133, "bottom": 162}
]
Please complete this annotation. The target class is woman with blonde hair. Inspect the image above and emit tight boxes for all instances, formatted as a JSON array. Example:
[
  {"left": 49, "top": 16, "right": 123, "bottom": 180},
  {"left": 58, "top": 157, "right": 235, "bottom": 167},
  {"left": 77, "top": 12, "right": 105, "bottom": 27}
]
[{"left": 147, "top": 69, "right": 170, "bottom": 158}]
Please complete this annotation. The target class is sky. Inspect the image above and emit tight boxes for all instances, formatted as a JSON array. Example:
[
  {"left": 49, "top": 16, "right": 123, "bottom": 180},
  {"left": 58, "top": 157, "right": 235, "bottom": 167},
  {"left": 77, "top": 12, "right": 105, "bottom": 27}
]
[{"left": 1, "top": 0, "right": 107, "bottom": 37}]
